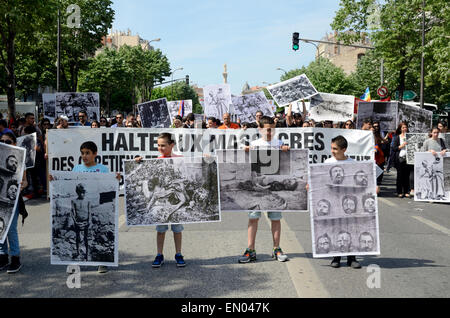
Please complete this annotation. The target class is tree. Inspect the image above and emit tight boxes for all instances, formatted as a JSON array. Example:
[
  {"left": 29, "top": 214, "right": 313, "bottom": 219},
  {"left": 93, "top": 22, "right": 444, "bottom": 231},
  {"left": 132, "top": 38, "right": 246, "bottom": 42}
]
[{"left": 151, "top": 82, "right": 202, "bottom": 113}]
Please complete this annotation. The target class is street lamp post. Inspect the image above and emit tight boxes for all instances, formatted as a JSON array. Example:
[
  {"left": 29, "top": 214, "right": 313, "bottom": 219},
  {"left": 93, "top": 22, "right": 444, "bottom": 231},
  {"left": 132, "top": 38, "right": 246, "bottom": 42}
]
[
  {"left": 171, "top": 67, "right": 183, "bottom": 99},
  {"left": 302, "top": 40, "right": 322, "bottom": 63},
  {"left": 149, "top": 38, "right": 161, "bottom": 50},
  {"left": 419, "top": 0, "right": 426, "bottom": 109}
]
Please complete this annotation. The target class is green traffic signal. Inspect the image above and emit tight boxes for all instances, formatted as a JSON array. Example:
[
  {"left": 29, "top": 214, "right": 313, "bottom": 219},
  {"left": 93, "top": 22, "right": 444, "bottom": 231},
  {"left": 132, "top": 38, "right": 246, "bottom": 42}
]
[
  {"left": 292, "top": 32, "right": 300, "bottom": 51},
  {"left": 293, "top": 44, "right": 299, "bottom": 51}
]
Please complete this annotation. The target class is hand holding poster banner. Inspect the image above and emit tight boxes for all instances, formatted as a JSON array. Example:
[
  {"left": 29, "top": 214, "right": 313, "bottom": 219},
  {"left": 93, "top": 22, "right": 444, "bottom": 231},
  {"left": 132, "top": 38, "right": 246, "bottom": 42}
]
[
  {"left": 309, "top": 92, "right": 355, "bottom": 122},
  {"left": 50, "top": 172, "right": 119, "bottom": 266},
  {"left": 0, "top": 143, "right": 26, "bottom": 244},
  {"left": 309, "top": 161, "right": 380, "bottom": 258},
  {"left": 267, "top": 74, "right": 318, "bottom": 107}
]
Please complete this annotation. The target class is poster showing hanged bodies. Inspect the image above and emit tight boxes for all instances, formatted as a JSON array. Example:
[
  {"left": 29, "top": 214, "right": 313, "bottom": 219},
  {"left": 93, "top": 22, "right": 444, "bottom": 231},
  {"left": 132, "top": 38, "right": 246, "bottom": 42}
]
[
  {"left": 52, "top": 92, "right": 100, "bottom": 124},
  {"left": 414, "top": 152, "right": 450, "bottom": 203},
  {"left": 217, "top": 149, "right": 308, "bottom": 212},
  {"left": 50, "top": 172, "right": 119, "bottom": 266},
  {"left": 124, "top": 157, "right": 220, "bottom": 226},
  {"left": 167, "top": 100, "right": 193, "bottom": 123},
  {"left": 0, "top": 143, "right": 26, "bottom": 244},
  {"left": 397, "top": 103, "right": 432, "bottom": 133},
  {"left": 266, "top": 74, "right": 318, "bottom": 108},
  {"left": 231, "top": 92, "right": 274, "bottom": 123},
  {"left": 356, "top": 102, "right": 398, "bottom": 132},
  {"left": 203, "top": 84, "right": 232, "bottom": 119},
  {"left": 405, "top": 133, "right": 429, "bottom": 165},
  {"left": 309, "top": 93, "right": 355, "bottom": 122},
  {"left": 17, "top": 133, "right": 37, "bottom": 169},
  {"left": 137, "top": 98, "right": 171, "bottom": 128},
  {"left": 309, "top": 161, "right": 380, "bottom": 258}
]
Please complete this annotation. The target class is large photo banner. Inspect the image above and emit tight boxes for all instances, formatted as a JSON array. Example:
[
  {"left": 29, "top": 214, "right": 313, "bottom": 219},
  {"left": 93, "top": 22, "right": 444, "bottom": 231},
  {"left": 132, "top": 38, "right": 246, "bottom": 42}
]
[
  {"left": 267, "top": 74, "right": 318, "bottom": 107},
  {"left": 309, "top": 92, "right": 355, "bottom": 122},
  {"left": 0, "top": 143, "right": 26, "bottom": 244},
  {"left": 309, "top": 161, "right": 380, "bottom": 258},
  {"left": 203, "top": 84, "right": 232, "bottom": 119},
  {"left": 124, "top": 157, "right": 220, "bottom": 226},
  {"left": 414, "top": 152, "right": 450, "bottom": 203},
  {"left": 137, "top": 98, "right": 171, "bottom": 128},
  {"left": 43, "top": 93, "right": 56, "bottom": 122},
  {"left": 167, "top": 100, "right": 193, "bottom": 123},
  {"left": 47, "top": 128, "right": 375, "bottom": 188},
  {"left": 217, "top": 149, "right": 309, "bottom": 212},
  {"left": 397, "top": 103, "right": 432, "bottom": 133},
  {"left": 231, "top": 91, "right": 274, "bottom": 123},
  {"left": 356, "top": 102, "right": 398, "bottom": 132},
  {"left": 53, "top": 92, "right": 100, "bottom": 123},
  {"left": 17, "top": 132, "right": 37, "bottom": 169},
  {"left": 405, "top": 133, "right": 428, "bottom": 165},
  {"left": 50, "top": 172, "right": 119, "bottom": 266}
]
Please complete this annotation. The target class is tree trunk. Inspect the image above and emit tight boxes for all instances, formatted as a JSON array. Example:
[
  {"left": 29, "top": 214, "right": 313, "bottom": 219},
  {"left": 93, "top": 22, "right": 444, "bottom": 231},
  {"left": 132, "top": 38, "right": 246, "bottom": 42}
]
[
  {"left": 398, "top": 68, "right": 406, "bottom": 103},
  {"left": 5, "top": 18, "right": 16, "bottom": 122}
]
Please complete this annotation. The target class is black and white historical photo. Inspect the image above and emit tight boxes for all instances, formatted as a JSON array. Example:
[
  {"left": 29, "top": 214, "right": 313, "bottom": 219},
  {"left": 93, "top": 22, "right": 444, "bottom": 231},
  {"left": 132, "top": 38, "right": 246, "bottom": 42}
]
[
  {"left": 124, "top": 157, "right": 220, "bottom": 226},
  {"left": 17, "top": 133, "right": 37, "bottom": 169},
  {"left": 309, "top": 92, "right": 354, "bottom": 122},
  {"left": 406, "top": 133, "right": 429, "bottom": 165},
  {"left": 55, "top": 92, "right": 100, "bottom": 123},
  {"left": 137, "top": 98, "right": 171, "bottom": 128},
  {"left": 231, "top": 91, "right": 274, "bottom": 123},
  {"left": 356, "top": 102, "right": 397, "bottom": 131},
  {"left": 0, "top": 143, "right": 26, "bottom": 244},
  {"left": 43, "top": 93, "right": 56, "bottom": 122},
  {"left": 267, "top": 74, "right": 318, "bottom": 107},
  {"left": 309, "top": 161, "right": 380, "bottom": 257},
  {"left": 50, "top": 172, "right": 119, "bottom": 266},
  {"left": 414, "top": 152, "right": 449, "bottom": 202},
  {"left": 397, "top": 103, "right": 432, "bottom": 133},
  {"left": 203, "top": 84, "right": 232, "bottom": 119},
  {"left": 217, "top": 149, "right": 309, "bottom": 212},
  {"left": 444, "top": 157, "right": 450, "bottom": 192},
  {"left": 167, "top": 100, "right": 193, "bottom": 123}
]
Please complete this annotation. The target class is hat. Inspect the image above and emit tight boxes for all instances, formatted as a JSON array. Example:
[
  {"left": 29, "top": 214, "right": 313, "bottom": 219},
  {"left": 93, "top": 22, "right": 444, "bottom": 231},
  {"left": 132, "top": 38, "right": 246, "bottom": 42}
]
[{"left": 60, "top": 115, "right": 69, "bottom": 121}]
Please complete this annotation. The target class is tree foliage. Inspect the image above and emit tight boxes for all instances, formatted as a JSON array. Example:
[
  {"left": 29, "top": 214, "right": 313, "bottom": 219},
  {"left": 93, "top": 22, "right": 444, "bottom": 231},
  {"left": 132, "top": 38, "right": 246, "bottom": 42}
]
[{"left": 151, "top": 82, "right": 202, "bottom": 114}]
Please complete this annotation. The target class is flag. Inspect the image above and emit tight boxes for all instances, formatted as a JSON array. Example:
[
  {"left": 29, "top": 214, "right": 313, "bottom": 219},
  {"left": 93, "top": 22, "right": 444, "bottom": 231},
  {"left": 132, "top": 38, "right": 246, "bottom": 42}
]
[
  {"left": 360, "top": 87, "right": 371, "bottom": 101},
  {"left": 177, "top": 100, "right": 185, "bottom": 118}
]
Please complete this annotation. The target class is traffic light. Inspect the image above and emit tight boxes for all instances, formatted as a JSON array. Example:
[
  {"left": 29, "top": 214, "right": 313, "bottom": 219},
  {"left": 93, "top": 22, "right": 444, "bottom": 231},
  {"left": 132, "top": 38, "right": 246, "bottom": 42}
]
[
  {"left": 292, "top": 32, "right": 299, "bottom": 51},
  {"left": 185, "top": 75, "right": 189, "bottom": 85}
]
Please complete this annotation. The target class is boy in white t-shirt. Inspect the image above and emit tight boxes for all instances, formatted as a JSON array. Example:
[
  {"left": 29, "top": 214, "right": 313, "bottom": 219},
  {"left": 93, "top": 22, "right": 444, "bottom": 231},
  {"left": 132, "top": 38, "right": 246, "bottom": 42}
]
[
  {"left": 239, "top": 116, "right": 290, "bottom": 263},
  {"left": 324, "top": 135, "right": 361, "bottom": 269}
]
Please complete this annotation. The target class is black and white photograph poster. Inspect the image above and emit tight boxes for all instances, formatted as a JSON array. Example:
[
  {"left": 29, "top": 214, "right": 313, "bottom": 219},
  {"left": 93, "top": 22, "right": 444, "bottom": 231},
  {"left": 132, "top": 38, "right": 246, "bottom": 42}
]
[
  {"left": 356, "top": 102, "right": 398, "bottom": 131},
  {"left": 167, "top": 100, "right": 193, "bottom": 123},
  {"left": 266, "top": 74, "right": 318, "bottom": 107},
  {"left": 0, "top": 143, "right": 26, "bottom": 244},
  {"left": 55, "top": 92, "right": 100, "bottom": 123},
  {"left": 17, "top": 132, "right": 37, "bottom": 169},
  {"left": 137, "top": 98, "right": 171, "bottom": 128},
  {"left": 203, "top": 84, "right": 232, "bottom": 119},
  {"left": 405, "top": 133, "right": 429, "bottom": 165},
  {"left": 124, "top": 157, "right": 220, "bottom": 226},
  {"left": 50, "top": 172, "right": 119, "bottom": 266},
  {"left": 309, "top": 92, "right": 355, "bottom": 122},
  {"left": 397, "top": 103, "right": 432, "bottom": 133},
  {"left": 217, "top": 149, "right": 309, "bottom": 212},
  {"left": 43, "top": 93, "right": 56, "bottom": 122},
  {"left": 444, "top": 156, "right": 450, "bottom": 192},
  {"left": 231, "top": 91, "right": 274, "bottom": 123},
  {"left": 309, "top": 161, "right": 380, "bottom": 258},
  {"left": 414, "top": 152, "right": 450, "bottom": 203}
]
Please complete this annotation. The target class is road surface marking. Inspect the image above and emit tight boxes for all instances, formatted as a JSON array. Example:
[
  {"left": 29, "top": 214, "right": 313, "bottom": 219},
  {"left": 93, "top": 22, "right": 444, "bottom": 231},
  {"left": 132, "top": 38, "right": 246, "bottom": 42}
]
[
  {"left": 119, "top": 215, "right": 126, "bottom": 228},
  {"left": 411, "top": 216, "right": 450, "bottom": 236},
  {"left": 263, "top": 214, "right": 330, "bottom": 298},
  {"left": 378, "top": 197, "right": 397, "bottom": 208}
]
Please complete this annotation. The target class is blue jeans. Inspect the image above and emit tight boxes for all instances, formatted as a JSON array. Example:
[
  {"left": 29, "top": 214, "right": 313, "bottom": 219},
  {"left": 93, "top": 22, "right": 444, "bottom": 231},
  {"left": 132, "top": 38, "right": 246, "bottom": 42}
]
[{"left": 0, "top": 208, "right": 20, "bottom": 256}]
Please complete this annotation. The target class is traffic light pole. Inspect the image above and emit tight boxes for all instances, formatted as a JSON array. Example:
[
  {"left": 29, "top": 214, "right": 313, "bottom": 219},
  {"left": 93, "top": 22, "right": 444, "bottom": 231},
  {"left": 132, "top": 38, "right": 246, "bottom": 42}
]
[{"left": 298, "top": 37, "right": 375, "bottom": 50}]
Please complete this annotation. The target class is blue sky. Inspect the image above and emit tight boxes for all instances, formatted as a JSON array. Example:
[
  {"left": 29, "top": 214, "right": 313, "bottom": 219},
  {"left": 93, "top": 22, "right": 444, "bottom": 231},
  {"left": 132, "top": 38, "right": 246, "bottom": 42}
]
[{"left": 111, "top": 0, "right": 342, "bottom": 95}]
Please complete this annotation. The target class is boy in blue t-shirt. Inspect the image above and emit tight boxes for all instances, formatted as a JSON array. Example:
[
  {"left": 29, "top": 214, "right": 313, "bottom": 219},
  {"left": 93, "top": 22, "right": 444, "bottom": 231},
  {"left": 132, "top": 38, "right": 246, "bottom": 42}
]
[{"left": 50, "top": 141, "right": 119, "bottom": 274}]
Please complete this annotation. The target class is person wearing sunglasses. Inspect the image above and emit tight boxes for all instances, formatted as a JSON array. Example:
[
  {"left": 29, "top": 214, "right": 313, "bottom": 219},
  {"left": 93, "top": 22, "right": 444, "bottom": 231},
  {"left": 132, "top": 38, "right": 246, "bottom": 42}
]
[
  {"left": 99, "top": 117, "right": 109, "bottom": 128},
  {"left": 0, "top": 132, "right": 28, "bottom": 274},
  {"left": 74, "top": 110, "right": 91, "bottom": 127},
  {"left": 111, "top": 113, "right": 124, "bottom": 128}
]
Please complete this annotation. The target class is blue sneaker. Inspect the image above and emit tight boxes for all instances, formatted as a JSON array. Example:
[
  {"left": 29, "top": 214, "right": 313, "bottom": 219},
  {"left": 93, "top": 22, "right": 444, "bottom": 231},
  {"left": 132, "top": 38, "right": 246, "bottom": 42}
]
[
  {"left": 175, "top": 253, "right": 186, "bottom": 267},
  {"left": 152, "top": 254, "right": 164, "bottom": 268}
]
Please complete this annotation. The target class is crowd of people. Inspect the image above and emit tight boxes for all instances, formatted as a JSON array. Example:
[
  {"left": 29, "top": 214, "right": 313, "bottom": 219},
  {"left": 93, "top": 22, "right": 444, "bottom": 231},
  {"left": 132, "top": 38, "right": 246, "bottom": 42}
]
[{"left": 0, "top": 102, "right": 448, "bottom": 274}]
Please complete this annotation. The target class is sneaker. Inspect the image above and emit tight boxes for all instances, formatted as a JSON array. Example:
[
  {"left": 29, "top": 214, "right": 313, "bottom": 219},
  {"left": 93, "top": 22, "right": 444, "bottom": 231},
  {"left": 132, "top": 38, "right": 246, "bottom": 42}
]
[
  {"left": 330, "top": 256, "right": 341, "bottom": 268},
  {"left": 238, "top": 248, "right": 256, "bottom": 263},
  {"left": 97, "top": 265, "right": 108, "bottom": 273},
  {"left": 0, "top": 254, "right": 9, "bottom": 270},
  {"left": 347, "top": 256, "right": 362, "bottom": 269},
  {"left": 175, "top": 253, "right": 186, "bottom": 267},
  {"left": 152, "top": 254, "right": 164, "bottom": 268},
  {"left": 7, "top": 256, "right": 22, "bottom": 274},
  {"left": 272, "top": 247, "right": 288, "bottom": 262}
]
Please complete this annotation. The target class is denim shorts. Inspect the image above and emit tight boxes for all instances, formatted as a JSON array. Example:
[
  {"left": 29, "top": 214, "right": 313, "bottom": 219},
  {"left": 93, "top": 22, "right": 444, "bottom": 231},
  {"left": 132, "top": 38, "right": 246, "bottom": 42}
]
[
  {"left": 248, "top": 211, "right": 282, "bottom": 221},
  {"left": 156, "top": 224, "right": 184, "bottom": 233}
]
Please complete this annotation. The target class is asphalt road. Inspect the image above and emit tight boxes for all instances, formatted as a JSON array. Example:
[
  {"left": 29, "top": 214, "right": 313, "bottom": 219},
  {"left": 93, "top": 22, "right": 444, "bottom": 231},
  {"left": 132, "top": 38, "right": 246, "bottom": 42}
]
[{"left": 0, "top": 172, "right": 448, "bottom": 298}]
